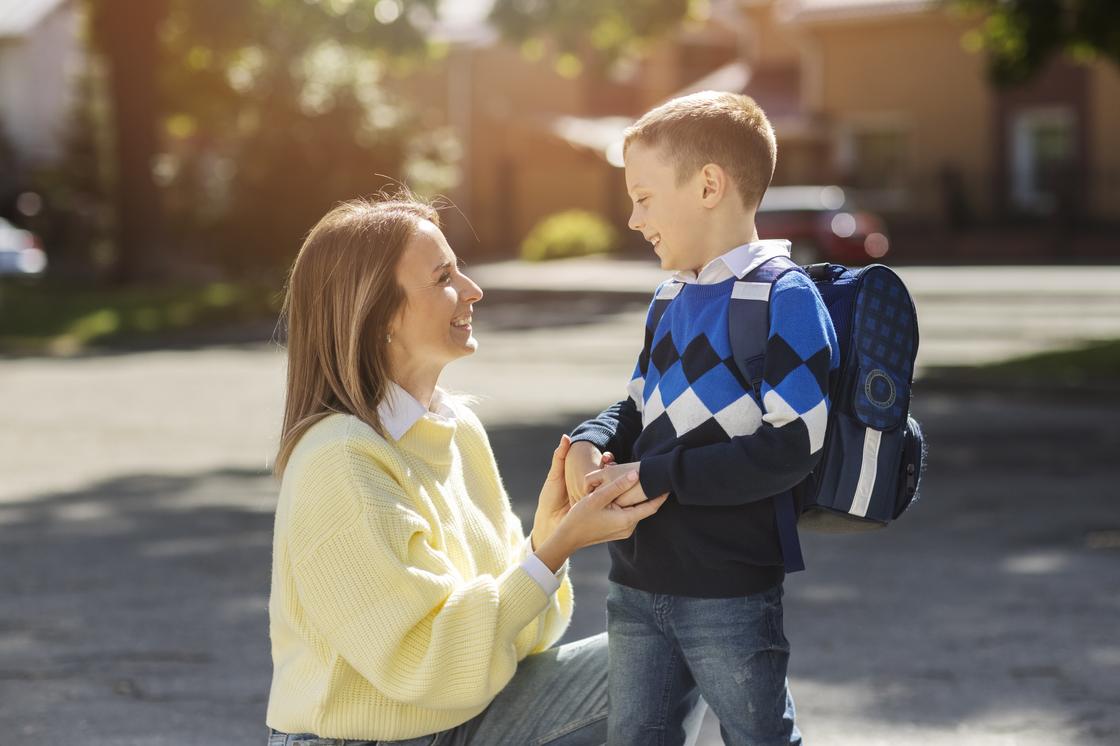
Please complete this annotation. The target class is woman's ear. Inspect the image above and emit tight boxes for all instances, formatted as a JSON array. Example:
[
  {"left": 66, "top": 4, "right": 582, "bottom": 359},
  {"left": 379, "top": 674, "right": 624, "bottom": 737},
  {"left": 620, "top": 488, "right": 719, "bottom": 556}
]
[{"left": 383, "top": 309, "right": 401, "bottom": 347}]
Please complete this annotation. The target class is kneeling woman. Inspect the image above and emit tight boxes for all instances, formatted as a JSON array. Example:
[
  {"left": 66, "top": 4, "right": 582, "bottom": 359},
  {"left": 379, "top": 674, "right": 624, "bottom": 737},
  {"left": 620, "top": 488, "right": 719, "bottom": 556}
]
[{"left": 266, "top": 197, "right": 666, "bottom": 745}]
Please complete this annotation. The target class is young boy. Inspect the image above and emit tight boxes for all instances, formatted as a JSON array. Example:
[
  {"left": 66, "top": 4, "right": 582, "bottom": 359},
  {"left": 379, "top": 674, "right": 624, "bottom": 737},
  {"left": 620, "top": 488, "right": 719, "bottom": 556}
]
[{"left": 566, "top": 91, "right": 838, "bottom": 746}]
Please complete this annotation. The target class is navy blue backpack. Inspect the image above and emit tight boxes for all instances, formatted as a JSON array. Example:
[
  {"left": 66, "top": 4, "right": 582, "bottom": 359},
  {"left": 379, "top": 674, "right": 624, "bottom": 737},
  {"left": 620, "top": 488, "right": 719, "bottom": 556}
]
[{"left": 726, "top": 258, "right": 927, "bottom": 571}]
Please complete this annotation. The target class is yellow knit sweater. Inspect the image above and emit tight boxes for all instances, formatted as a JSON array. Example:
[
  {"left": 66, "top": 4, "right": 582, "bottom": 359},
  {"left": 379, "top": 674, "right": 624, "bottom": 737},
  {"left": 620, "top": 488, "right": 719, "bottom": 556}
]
[{"left": 266, "top": 408, "right": 574, "bottom": 740}]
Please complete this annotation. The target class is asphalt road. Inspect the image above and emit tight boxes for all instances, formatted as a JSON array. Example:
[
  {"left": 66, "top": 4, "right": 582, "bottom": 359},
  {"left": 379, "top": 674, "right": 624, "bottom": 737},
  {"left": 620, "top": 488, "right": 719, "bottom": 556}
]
[{"left": 2, "top": 264, "right": 1118, "bottom": 745}]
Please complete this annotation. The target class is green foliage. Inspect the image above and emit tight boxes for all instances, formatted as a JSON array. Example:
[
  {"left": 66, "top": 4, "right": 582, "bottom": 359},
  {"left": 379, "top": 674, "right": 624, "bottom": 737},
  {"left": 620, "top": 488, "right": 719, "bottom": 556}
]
[
  {"left": 982, "top": 339, "right": 1120, "bottom": 382},
  {"left": 0, "top": 278, "right": 281, "bottom": 354},
  {"left": 77, "top": 0, "right": 458, "bottom": 281},
  {"left": 153, "top": 0, "right": 453, "bottom": 275},
  {"left": 489, "top": 0, "right": 693, "bottom": 70},
  {"left": 520, "top": 210, "right": 618, "bottom": 262},
  {"left": 928, "top": 338, "right": 1120, "bottom": 392},
  {"left": 952, "top": 0, "right": 1120, "bottom": 86}
]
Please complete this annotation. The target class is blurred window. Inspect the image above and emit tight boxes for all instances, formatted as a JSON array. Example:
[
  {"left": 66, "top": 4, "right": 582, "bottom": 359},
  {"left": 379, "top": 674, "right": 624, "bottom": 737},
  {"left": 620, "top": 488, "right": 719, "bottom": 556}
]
[
  {"left": 849, "top": 128, "right": 908, "bottom": 189},
  {"left": 1010, "top": 106, "right": 1076, "bottom": 215}
]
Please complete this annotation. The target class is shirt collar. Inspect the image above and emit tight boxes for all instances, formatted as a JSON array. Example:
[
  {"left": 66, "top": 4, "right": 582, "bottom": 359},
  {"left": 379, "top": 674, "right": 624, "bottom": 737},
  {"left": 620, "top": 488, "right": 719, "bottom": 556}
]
[
  {"left": 378, "top": 381, "right": 457, "bottom": 441},
  {"left": 672, "top": 239, "right": 793, "bottom": 285}
]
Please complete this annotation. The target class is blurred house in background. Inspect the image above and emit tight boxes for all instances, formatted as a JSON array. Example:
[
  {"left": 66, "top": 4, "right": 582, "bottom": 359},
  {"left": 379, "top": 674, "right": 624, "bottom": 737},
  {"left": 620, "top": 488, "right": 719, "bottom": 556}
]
[
  {"left": 749, "top": 0, "right": 1120, "bottom": 237},
  {"left": 414, "top": 0, "right": 1119, "bottom": 260},
  {"left": 0, "top": 0, "right": 83, "bottom": 168},
  {"left": 0, "top": 0, "right": 1114, "bottom": 266}
]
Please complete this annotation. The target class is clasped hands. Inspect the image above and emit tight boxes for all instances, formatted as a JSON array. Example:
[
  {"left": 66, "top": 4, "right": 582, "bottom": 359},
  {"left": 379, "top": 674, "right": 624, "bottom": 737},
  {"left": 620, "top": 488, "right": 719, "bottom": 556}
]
[
  {"left": 563, "top": 440, "right": 661, "bottom": 508},
  {"left": 531, "top": 435, "right": 668, "bottom": 572}
]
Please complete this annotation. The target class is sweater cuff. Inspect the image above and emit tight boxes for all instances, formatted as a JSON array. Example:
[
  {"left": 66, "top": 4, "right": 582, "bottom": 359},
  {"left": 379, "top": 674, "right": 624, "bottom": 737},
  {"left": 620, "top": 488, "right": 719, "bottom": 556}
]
[
  {"left": 496, "top": 563, "right": 554, "bottom": 640},
  {"left": 639, "top": 450, "right": 676, "bottom": 500},
  {"left": 568, "top": 426, "right": 613, "bottom": 453},
  {"left": 519, "top": 537, "right": 566, "bottom": 595}
]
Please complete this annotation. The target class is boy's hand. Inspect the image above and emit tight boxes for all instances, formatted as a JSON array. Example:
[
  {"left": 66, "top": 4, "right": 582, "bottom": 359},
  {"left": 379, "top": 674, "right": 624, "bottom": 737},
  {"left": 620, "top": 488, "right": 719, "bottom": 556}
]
[
  {"left": 585, "top": 462, "right": 650, "bottom": 507},
  {"left": 533, "top": 442, "right": 669, "bottom": 572},
  {"left": 565, "top": 440, "right": 614, "bottom": 505}
]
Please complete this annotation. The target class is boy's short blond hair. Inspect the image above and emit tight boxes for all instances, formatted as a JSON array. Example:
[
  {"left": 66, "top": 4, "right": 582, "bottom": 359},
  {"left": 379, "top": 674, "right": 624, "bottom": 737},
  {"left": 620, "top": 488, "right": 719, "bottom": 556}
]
[{"left": 624, "top": 90, "right": 777, "bottom": 210}]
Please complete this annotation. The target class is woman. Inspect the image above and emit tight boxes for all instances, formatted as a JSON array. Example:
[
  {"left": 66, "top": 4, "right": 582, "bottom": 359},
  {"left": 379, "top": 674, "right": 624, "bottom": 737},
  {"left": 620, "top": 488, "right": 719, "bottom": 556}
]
[{"left": 266, "top": 197, "right": 667, "bottom": 745}]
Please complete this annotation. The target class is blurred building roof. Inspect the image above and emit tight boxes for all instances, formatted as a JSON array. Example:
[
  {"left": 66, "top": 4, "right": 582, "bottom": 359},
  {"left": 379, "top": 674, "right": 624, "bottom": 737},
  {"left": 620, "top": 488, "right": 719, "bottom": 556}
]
[
  {"left": 547, "top": 115, "right": 632, "bottom": 164},
  {"left": 0, "top": 0, "right": 69, "bottom": 39},
  {"left": 673, "top": 60, "right": 753, "bottom": 99},
  {"left": 545, "top": 54, "right": 825, "bottom": 168},
  {"left": 775, "top": 0, "right": 934, "bottom": 23}
]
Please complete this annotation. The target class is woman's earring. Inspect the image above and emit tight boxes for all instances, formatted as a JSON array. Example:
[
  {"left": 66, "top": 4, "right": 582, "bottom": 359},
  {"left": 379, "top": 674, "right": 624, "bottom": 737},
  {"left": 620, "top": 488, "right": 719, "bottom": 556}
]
[{"left": 385, "top": 333, "right": 392, "bottom": 344}]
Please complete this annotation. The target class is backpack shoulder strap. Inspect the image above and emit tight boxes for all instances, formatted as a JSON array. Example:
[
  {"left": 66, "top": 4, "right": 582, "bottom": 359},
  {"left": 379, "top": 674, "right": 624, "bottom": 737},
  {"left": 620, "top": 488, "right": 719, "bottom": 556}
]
[
  {"left": 728, "top": 256, "right": 804, "bottom": 390},
  {"left": 729, "top": 255, "right": 807, "bottom": 573}
]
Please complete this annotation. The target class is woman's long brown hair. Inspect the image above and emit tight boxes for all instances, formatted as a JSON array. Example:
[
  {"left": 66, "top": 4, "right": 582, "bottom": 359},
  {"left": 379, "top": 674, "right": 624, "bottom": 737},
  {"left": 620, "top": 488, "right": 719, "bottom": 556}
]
[{"left": 274, "top": 197, "right": 439, "bottom": 476}]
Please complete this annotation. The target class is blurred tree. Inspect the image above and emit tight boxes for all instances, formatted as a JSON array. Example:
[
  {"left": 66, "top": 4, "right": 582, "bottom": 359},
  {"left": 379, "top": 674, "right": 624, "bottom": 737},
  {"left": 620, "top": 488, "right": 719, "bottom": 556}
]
[
  {"left": 953, "top": 0, "right": 1120, "bottom": 86},
  {"left": 158, "top": 0, "right": 443, "bottom": 276},
  {"left": 85, "top": 0, "right": 447, "bottom": 282},
  {"left": 88, "top": 0, "right": 169, "bottom": 284},
  {"left": 489, "top": 0, "right": 693, "bottom": 72},
  {"left": 0, "top": 123, "right": 18, "bottom": 215}
]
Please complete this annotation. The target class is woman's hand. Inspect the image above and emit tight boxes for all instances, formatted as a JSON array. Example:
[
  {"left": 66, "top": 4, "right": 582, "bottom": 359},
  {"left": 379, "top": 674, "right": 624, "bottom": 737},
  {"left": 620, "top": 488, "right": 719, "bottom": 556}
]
[
  {"left": 532, "top": 435, "right": 577, "bottom": 552},
  {"left": 533, "top": 436, "right": 668, "bottom": 573},
  {"left": 583, "top": 462, "right": 659, "bottom": 508}
]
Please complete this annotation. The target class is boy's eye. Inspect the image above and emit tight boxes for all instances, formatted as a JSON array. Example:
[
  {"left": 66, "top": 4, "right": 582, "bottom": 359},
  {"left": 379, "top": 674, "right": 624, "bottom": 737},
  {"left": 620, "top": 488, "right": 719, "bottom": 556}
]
[{"left": 636, "top": 196, "right": 649, "bottom": 205}]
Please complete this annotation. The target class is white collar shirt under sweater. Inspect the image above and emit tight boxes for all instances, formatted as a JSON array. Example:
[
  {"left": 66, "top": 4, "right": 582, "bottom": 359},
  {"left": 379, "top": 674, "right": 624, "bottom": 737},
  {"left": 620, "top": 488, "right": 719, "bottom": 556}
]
[{"left": 672, "top": 239, "right": 793, "bottom": 285}]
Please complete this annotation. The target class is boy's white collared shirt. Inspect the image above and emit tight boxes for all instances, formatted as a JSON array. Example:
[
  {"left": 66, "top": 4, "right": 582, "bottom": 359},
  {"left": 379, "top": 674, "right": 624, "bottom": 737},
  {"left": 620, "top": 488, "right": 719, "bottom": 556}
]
[
  {"left": 673, "top": 238, "right": 792, "bottom": 285},
  {"left": 377, "top": 381, "right": 563, "bottom": 596}
]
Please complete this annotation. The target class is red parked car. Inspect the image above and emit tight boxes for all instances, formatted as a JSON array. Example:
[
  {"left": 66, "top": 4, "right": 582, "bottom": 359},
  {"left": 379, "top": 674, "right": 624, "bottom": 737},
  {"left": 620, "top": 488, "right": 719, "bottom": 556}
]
[{"left": 756, "top": 186, "right": 890, "bottom": 266}]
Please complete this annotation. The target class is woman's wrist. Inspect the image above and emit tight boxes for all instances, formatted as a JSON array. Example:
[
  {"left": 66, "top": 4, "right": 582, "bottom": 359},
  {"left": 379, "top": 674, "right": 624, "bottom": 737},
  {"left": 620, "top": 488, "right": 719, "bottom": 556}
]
[
  {"left": 530, "top": 515, "right": 549, "bottom": 551},
  {"left": 530, "top": 510, "right": 563, "bottom": 551},
  {"left": 532, "top": 525, "right": 573, "bottom": 574}
]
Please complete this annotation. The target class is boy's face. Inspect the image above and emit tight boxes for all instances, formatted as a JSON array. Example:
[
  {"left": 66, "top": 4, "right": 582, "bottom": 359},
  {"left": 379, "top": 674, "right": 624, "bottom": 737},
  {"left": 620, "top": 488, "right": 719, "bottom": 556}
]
[{"left": 624, "top": 140, "right": 708, "bottom": 272}]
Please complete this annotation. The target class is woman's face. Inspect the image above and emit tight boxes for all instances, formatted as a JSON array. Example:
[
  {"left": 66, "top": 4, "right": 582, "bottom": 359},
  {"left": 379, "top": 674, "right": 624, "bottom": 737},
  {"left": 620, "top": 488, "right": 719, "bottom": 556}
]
[{"left": 389, "top": 220, "right": 483, "bottom": 377}]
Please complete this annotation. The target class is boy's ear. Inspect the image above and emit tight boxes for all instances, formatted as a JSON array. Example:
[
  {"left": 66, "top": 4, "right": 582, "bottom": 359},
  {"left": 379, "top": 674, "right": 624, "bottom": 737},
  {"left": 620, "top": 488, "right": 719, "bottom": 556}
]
[{"left": 699, "top": 163, "right": 727, "bottom": 207}]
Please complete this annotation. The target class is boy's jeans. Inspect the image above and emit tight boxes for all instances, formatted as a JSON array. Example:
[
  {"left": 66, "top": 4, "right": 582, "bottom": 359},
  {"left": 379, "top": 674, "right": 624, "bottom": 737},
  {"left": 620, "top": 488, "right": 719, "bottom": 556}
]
[
  {"left": 267, "top": 633, "right": 607, "bottom": 746},
  {"left": 607, "top": 581, "right": 802, "bottom": 746}
]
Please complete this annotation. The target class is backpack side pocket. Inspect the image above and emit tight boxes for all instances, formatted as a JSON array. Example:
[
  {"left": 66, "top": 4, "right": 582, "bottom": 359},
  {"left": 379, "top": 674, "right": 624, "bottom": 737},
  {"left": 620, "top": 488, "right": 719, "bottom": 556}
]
[{"left": 894, "top": 416, "right": 926, "bottom": 519}]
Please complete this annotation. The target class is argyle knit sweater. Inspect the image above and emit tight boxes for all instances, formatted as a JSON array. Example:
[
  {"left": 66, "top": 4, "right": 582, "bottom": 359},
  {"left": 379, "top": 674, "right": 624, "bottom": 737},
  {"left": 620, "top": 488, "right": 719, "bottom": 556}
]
[
  {"left": 572, "top": 271, "right": 839, "bottom": 597},
  {"left": 266, "top": 410, "right": 573, "bottom": 740}
]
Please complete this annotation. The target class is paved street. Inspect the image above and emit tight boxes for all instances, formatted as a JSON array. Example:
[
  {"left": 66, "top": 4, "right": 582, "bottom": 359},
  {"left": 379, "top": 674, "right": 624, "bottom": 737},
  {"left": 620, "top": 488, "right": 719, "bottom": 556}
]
[{"left": 2, "top": 263, "right": 1119, "bottom": 744}]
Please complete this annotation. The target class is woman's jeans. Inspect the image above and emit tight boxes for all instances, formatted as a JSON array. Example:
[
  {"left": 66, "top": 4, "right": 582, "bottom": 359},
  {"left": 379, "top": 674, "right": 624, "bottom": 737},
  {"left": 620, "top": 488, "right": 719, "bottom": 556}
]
[
  {"left": 267, "top": 632, "right": 607, "bottom": 746},
  {"left": 607, "top": 581, "right": 801, "bottom": 746}
]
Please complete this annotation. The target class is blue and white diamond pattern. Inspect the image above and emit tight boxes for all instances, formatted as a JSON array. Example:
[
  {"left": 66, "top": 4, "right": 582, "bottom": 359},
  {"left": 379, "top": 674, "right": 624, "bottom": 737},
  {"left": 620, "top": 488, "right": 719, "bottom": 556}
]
[
  {"left": 642, "top": 386, "right": 666, "bottom": 428},
  {"left": 763, "top": 390, "right": 829, "bottom": 453},
  {"left": 644, "top": 375, "right": 765, "bottom": 439},
  {"left": 627, "top": 374, "right": 646, "bottom": 414},
  {"left": 664, "top": 387, "right": 713, "bottom": 436},
  {"left": 712, "top": 392, "right": 764, "bottom": 438}
]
